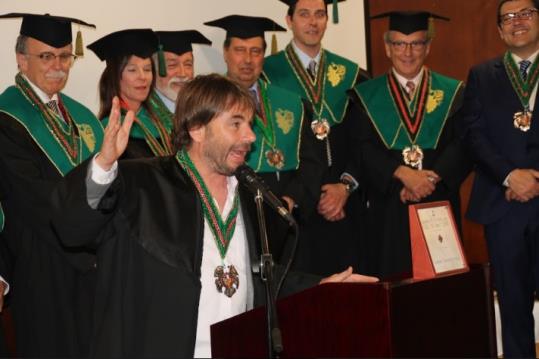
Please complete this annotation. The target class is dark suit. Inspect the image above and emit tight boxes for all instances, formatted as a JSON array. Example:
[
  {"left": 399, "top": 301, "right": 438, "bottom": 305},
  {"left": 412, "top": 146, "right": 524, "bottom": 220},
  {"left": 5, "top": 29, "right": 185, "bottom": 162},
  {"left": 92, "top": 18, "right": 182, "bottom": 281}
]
[{"left": 461, "top": 56, "right": 539, "bottom": 357}]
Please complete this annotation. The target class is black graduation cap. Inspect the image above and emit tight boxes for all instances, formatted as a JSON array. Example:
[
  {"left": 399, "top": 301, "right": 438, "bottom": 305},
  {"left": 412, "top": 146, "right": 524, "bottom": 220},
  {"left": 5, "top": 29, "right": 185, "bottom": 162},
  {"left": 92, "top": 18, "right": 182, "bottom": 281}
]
[
  {"left": 371, "top": 11, "right": 450, "bottom": 37},
  {"left": 204, "top": 15, "right": 286, "bottom": 39},
  {"left": 0, "top": 12, "right": 95, "bottom": 52},
  {"left": 155, "top": 30, "right": 212, "bottom": 56},
  {"left": 277, "top": 0, "right": 346, "bottom": 23},
  {"left": 87, "top": 28, "right": 158, "bottom": 61}
]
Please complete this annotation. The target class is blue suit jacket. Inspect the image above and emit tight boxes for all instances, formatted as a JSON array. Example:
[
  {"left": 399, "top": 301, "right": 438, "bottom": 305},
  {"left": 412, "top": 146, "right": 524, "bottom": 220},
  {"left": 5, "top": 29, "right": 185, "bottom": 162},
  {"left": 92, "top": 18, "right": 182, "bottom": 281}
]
[{"left": 462, "top": 56, "right": 539, "bottom": 224}]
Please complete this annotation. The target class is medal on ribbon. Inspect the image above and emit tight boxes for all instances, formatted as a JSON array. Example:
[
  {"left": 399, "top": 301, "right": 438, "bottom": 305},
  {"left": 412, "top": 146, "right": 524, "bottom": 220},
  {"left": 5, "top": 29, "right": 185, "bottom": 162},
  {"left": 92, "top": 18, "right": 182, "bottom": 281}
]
[
  {"left": 265, "top": 148, "right": 285, "bottom": 169},
  {"left": 503, "top": 52, "right": 539, "bottom": 132},
  {"left": 176, "top": 150, "right": 240, "bottom": 297},
  {"left": 402, "top": 145, "right": 424, "bottom": 170},
  {"left": 311, "top": 118, "right": 331, "bottom": 140},
  {"left": 214, "top": 264, "right": 240, "bottom": 297}
]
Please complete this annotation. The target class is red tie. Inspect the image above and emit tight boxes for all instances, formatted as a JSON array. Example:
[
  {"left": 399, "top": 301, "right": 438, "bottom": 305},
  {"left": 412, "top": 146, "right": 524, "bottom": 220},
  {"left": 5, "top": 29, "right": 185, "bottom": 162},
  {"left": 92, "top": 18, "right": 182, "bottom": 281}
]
[{"left": 405, "top": 81, "right": 415, "bottom": 100}]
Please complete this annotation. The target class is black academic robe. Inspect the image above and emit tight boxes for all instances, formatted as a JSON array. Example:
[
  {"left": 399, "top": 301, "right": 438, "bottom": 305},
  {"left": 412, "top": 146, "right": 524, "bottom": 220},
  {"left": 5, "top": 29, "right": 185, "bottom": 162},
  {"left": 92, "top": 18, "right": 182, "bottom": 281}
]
[
  {"left": 0, "top": 113, "right": 96, "bottom": 357},
  {"left": 123, "top": 137, "right": 155, "bottom": 159},
  {"left": 256, "top": 99, "right": 324, "bottom": 263},
  {"left": 348, "top": 87, "right": 472, "bottom": 279},
  {"left": 292, "top": 70, "right": 370, "bottom": 276},
  {"left": 52, "top": 156, "right": 319, "bottom": 358}
]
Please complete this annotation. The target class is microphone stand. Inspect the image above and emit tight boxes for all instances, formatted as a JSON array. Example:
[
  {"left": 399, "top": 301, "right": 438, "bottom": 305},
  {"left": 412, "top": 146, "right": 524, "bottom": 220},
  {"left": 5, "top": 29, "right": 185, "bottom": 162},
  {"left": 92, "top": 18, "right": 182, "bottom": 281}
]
[{"left": 255, "top": 189, "right": 283, "bottom": 358}]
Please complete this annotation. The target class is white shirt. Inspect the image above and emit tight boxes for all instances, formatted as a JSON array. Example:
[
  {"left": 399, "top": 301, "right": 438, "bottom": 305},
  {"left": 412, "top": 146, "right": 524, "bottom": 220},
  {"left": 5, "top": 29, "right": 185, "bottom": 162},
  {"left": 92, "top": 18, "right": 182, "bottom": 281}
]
[
  {"left": 392, "top": 67, "right": 424, "bottom": 95},
  {"left": 88, "top": 158, "right": 253, "bottom": 358},
  {"left": 155, "top": 88, "right": 176, "bottom": 113},
  {"left": 291, "top": 40, "right": 321, "bottom": 73}
]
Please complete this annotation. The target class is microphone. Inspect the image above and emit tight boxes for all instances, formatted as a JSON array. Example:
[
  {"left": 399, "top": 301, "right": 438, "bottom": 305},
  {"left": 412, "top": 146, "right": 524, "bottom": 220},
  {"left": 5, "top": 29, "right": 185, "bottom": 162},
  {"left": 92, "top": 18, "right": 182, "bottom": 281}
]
[{"left": 234, "top": 164, "right": 296, "bottom": 227}]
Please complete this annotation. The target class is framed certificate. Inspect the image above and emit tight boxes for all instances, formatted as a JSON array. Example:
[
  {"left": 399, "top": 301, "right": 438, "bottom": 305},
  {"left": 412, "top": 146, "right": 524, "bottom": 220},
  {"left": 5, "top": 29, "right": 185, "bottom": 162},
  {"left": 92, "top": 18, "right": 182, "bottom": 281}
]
[{"left": 409, "top": 201, "right": 469, "bottom": 279}]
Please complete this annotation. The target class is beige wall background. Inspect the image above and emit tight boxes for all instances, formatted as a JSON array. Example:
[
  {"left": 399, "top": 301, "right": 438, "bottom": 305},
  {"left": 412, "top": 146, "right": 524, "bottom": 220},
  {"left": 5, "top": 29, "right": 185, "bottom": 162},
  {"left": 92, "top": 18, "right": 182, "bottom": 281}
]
[{"left": 0, "top": 0, "right": 367, "bottom": 112}]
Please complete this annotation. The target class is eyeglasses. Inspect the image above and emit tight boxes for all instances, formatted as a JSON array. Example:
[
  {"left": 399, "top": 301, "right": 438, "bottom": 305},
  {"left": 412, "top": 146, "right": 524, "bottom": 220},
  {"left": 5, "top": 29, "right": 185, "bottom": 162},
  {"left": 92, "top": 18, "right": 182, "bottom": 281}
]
[
  {"left": 24, "top": 52, "right": 77, "bottom": 66},
  {"left": 388, "top": 40, "right": 429, "bottom": 52},
  {"left": 499, "top": 8, "right": 538, "bottom": 25}
]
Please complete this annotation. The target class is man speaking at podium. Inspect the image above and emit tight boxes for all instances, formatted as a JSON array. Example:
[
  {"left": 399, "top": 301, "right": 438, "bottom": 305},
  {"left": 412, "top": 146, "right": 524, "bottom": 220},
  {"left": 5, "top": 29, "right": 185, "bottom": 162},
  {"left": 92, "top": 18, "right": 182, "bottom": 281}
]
[{"left": 52, "top": 74, "right": 377, "bottom": 358}]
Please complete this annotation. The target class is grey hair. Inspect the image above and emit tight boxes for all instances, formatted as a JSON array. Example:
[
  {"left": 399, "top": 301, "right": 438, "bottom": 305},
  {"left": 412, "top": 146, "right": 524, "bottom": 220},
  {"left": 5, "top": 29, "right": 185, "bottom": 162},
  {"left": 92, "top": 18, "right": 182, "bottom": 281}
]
[{"left": 15, "top": 35, "right": 27, "bottom": 54}]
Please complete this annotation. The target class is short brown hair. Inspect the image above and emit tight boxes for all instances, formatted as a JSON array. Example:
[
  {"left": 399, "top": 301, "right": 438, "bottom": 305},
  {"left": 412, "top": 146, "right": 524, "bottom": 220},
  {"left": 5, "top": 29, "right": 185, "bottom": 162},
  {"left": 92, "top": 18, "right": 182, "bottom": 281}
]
[
  {"left": 172, "top": 73, "right": 255, "bottom": 151},
  {"left": 497, "top": 0, "right": 539, "bottom": 25}
]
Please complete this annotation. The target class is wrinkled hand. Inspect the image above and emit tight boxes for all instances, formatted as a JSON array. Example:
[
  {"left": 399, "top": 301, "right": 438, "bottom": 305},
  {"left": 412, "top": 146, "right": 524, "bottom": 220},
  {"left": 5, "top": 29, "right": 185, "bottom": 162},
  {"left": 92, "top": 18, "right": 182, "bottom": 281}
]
[
  {"left": 281, "top": 196, "right": 295, "bottom": 212},
  {"left": 394, "top": 166, "right": 439, "bottom": 200},
  {"left": 317, "top": 183, "right": 349, "bottom": 220},
  {"left": 95, "top": 97, "right": 134, "bottom": 171},
  {"left": 319, "top": 266, "right": 379, "bottom": 284},
  {"left": 325, "top": 208, "right": 346, "bottom": 222},
  {"left": 507, "top": 169, "right": 539, "bottom": 202}
]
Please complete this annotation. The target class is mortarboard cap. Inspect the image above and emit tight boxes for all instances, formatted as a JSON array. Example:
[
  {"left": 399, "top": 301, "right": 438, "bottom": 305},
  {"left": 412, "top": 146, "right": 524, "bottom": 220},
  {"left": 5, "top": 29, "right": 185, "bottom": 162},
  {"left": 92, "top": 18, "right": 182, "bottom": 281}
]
[
  {"left": 155, "top": 30, "right": 212, "bottom": 56},
  {"left": 0, "top": 12, "right": 95, "bottom": 53},
  {"left": 88, "top": 29, "right": 158, "bottom": 62},
  {"left": 278, "top": 0, "right": 346, "bottom": 23},
  {"left": 371, "top": 11, "right": 450, "bottom": 37},
  {"left": 204, "top": 15, "right": 285, "bottom": 39}
]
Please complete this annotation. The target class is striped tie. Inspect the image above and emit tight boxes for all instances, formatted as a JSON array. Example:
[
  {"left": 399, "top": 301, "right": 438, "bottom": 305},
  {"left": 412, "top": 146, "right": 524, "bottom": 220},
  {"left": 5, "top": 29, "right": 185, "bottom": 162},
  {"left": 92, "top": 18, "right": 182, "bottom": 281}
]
[
  {"left": 520, "top": 60, "right": 531, "bottom": 81},
  {"left": 47, "top": 100, "right": 64, "bottom": 120},
  {"left": 307, "top": 60, "right": 317, "bottom": 80}
]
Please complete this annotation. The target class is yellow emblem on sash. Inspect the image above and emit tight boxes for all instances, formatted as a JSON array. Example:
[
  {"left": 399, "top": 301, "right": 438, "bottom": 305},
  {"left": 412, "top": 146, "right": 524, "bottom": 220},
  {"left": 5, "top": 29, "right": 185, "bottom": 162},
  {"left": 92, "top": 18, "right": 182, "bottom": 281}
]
[
  {"left": 327, "top": 63, "right": 346, "bottom": 87},
  {"left": 275, "top": 109, "right": 294, "bottom": 135},
  {"left": 77, "top": 124, "right": 96, "bottom": 152},
  {"left": 426, "top": 89, "right": 444, "bottom": 113}
]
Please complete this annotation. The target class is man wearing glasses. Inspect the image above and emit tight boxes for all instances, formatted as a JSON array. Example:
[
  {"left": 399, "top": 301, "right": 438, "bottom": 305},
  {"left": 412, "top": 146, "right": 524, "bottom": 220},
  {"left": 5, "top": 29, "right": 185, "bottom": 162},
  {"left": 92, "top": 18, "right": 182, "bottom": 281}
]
[
  {"left": 349, "top": 11, "right": 470, "bottom": 279},
  {"left": 0, "top": 13, "right": 103, "bottom": 356},
  {"left": 461, "top": 0, "right": 539, "bottom": 356}
]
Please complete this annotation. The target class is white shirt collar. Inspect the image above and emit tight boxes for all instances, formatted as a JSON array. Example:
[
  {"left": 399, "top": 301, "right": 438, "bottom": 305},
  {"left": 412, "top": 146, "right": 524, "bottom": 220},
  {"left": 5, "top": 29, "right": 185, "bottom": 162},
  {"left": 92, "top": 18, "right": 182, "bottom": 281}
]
[
  {"left": 291, "top": 40, "right": 322, "bottom": 69},
  {"left": 154, "top": 88, "right": 176, "bottom": 113},
  {"left": 391, "top": 67, "right": 424, "bottom": 89},
  {"left": 22, "top": 74, "right": 58, "bottom": 104},
  {"left": 511, "top": 49, "right": 539, "bottom": 66}
]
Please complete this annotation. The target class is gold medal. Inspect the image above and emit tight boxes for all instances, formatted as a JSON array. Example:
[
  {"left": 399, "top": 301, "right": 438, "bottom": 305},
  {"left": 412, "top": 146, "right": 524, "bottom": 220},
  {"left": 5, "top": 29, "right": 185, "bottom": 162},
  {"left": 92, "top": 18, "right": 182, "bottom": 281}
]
[
  {"left": 513, "top": 109, "right": 532, "bottom": 132},
  {"left": 402, "top": 145, "right": 424, "bottom": 170},
  {"left": 265, "top": 149, "right": 285, "bottom": 169},
  {"left": 214, "top": 264, "right": 239, "bottom": 298},
  {"left": 311, "top": 119, "right": 331, "bottom": 140}
]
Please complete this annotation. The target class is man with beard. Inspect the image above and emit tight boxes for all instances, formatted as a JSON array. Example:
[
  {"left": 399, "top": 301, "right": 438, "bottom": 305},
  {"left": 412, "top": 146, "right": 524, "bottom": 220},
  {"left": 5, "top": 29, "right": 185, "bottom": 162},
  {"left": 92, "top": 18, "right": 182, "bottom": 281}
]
[
  {"left": 204, "top": 15, "right": 324, "bottom": 262},
  {"left": 0, "top": 13, "right": 103, "bottom": 356},
  {"left": 51, "top": 74, "right": 377, "bottom": 357},
  {"left": 263, "top": 0, "right": 370, "bottom": 276},
  {"left": 461, "top": 0, "right": 539, "bottom": 355},
  {"left": 151, "top": 30, "right": 212, "bottom": 114}
]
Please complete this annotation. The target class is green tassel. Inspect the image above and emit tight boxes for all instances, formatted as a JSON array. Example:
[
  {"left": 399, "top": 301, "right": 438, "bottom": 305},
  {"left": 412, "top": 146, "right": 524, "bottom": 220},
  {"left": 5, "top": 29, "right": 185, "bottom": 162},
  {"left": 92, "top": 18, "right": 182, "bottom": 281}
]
[
  {"left": 75, "top": 30, "right": 84, "bottom": 57},
  {"left": 158, "top": 44, "right": 167, "bottom": 77},
  {"left": 271, "top": 34, "right": 278, "bottom": 55},
  {"left": 332, "top": 0, "right": 339, "bottom": 24}
]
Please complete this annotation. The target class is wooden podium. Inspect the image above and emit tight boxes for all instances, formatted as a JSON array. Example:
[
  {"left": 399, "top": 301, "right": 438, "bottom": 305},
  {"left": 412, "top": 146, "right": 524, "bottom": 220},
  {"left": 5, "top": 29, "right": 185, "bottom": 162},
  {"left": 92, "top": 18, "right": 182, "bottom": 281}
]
[{"left": 211, "top": 264, "right": 496, "bottom": 358}]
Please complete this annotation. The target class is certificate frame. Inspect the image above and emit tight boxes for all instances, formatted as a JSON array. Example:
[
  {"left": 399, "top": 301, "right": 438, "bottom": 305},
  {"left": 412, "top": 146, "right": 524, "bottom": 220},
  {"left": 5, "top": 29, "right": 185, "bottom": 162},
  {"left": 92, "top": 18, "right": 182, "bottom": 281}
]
[{"left": 409, "top": 201, "right": 469, "bottom": 279}]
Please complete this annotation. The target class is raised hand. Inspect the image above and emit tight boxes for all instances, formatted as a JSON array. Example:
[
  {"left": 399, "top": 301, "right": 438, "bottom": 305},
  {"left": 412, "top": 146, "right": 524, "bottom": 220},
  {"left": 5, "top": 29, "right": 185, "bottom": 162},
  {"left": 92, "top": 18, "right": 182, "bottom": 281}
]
[{"left": 95, "top": 96, "right": 134, "bottom": 171}]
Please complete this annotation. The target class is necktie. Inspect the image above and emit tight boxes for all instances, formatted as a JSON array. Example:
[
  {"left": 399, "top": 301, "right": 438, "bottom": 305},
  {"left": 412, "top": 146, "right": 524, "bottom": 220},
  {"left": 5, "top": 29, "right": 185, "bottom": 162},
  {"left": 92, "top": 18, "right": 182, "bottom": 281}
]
[
  {"left": 405, "top": 81, "right": 415, "bottom": 100},
  {"left": 47, "top": 100, "right": 64, "bottom": 121},
  {"left": 249, "top": 88, "right": 261, "bottom": 116},
  {"left": 307, "top": 60, "right": 317, "bottom": 80},
  {"left": 520, "top": 60, "right": 531, "bottom": 81}
]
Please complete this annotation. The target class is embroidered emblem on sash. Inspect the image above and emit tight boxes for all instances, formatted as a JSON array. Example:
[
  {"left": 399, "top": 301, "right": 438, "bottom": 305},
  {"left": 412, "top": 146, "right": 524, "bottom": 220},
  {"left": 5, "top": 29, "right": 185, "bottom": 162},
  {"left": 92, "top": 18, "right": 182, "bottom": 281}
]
[
  {"left": 77, "top": 124, "right": 96, "bottom": 152},
  {"left": 276, "top": 108, "right": 294, "bottom": 135},
  {"left": 426, "top": 89, "right": 444, "bottom": 114},
  {"left": 327, "top": 63, "right": 346, "bottom": 87}
]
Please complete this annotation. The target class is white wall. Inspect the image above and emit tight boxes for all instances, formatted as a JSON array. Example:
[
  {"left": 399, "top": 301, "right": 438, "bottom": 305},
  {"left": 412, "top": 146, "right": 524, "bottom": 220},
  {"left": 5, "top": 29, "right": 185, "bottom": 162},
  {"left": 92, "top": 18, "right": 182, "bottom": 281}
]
[{"left": 0, "top": 0, "right": 367, "bottom": 112}]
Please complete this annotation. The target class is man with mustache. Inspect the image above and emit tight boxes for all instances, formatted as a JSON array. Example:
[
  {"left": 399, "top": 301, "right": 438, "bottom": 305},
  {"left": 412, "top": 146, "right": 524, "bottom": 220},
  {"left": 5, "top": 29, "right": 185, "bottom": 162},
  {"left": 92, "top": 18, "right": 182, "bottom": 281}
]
[
  {"left": 461, "top": 0, "right": 539, "bottom": 356},
  {"left": 263, "top": 0, "right": 371, "bottom": 276},
  {"left": 52, "top": 74, "right": 377, "bottom": 357},
  {"left": 205, "top": 15, "right": 324, "bottom": 262},
  {"left": 0, "top": 13, "right": 103, "bottom": 356},
  {"left": 151, "top": 30, "right": 212, "bottom": 114}
]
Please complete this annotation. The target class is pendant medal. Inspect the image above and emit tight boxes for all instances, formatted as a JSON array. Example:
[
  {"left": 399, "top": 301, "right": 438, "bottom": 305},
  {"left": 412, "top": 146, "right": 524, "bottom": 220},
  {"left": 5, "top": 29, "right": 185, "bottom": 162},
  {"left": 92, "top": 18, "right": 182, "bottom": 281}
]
[
  {"left": 214, "top": 264, "right": 239, "bottom": 298},
  {"left": 265, "top": 149, "right": 285, "bottom": 169},
  {"left": 513, "top": 109, "right": 532, "bottom": 132},
  {"left": 402, "top": 145, "right": 424, "bottom": 170},
  {"left": 311, "top": 118, "right": 331, "bottom": 140}
]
